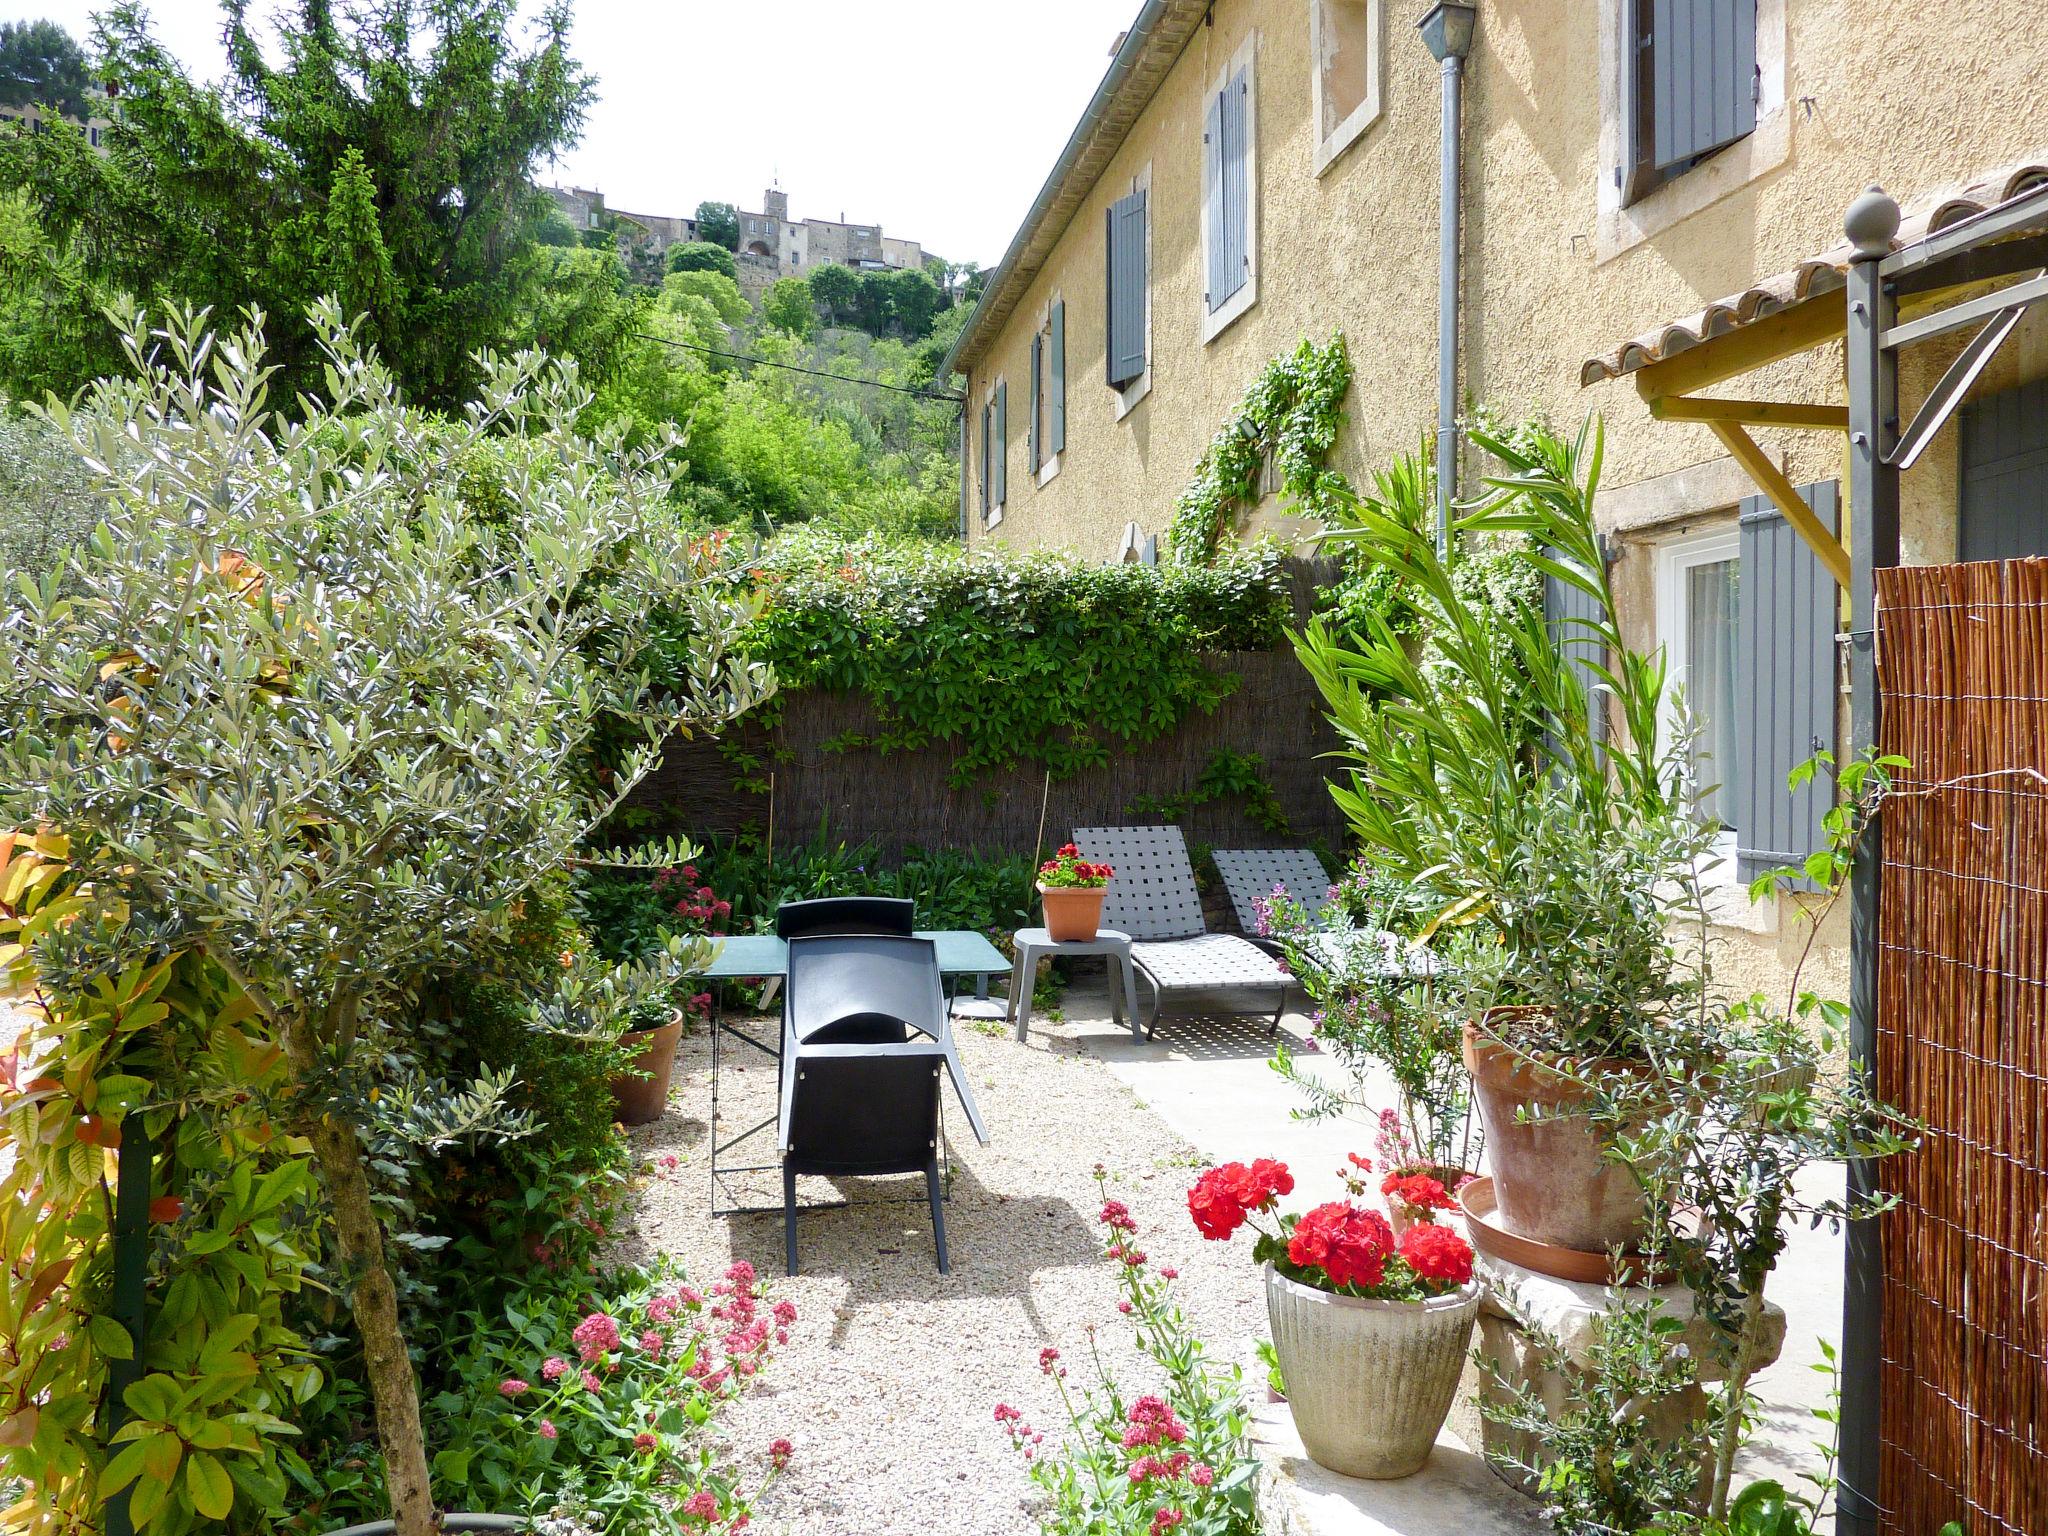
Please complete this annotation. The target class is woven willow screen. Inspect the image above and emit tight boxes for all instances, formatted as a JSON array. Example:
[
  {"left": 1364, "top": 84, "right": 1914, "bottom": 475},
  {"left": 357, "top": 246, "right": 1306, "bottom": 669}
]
[{"left": 1875, "top": 558, "right": 2048, "bottom": 1536}]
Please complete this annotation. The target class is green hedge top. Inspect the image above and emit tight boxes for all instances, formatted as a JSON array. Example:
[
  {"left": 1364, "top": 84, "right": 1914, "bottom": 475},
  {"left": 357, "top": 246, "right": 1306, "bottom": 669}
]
[{"left": 739, "top": 532, "right": 1292, "bottom": 783}]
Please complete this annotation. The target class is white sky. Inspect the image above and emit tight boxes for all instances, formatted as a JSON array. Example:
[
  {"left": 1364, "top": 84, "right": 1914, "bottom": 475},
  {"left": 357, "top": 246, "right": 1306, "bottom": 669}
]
[{"left": 2, "top": 0, "right": 1141, "bottom": 265}]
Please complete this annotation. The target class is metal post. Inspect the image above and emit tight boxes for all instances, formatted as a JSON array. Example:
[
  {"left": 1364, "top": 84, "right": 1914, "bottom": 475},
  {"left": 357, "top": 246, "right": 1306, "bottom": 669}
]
[
  {"left": 1838, "top": 183, "right": 1901, "bottom": 1536},
  {"left": 1418, "top": 3, "right": 1476, "bottom": 559},
  {"left": 104, "top": 1110, "right": 152, "bottom": 1536}
]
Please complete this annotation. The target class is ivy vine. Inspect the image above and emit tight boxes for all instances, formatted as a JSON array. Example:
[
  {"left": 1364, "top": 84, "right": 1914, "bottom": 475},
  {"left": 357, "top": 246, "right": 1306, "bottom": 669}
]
[
  {"left": 1168, "top": 332, "right": 1354, "bottom": 565},
  {"left": 736, "top": 531, "right": 1293, "bottom": 787}
]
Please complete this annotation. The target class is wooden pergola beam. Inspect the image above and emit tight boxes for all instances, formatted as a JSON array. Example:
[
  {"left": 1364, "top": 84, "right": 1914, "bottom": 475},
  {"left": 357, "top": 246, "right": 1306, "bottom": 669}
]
[
  {"left": 1646, "top": 395, "right": 1849, "bottom": 430},
  {"left": 1631, "top": 297, "right": 1846, "bottom": 399},
  {"left": 1706, "top": 419, "right": 1852, "bottom": 589}
]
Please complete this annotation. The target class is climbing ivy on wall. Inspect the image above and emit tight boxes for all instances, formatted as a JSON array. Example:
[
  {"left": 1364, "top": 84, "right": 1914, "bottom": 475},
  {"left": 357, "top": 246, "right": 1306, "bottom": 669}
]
[
  {"left": 1168, "top": 332, "right": 1354, "bottom": 564},
  {"left": 739, "top": 532, "right": 1292, "bottom": 786}
]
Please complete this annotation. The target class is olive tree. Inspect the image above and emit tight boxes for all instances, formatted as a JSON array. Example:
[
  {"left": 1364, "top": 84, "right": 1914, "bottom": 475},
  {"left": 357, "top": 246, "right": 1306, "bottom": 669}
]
[{"left": 0, "top": 302, "right": 768, "bottom": 1535}]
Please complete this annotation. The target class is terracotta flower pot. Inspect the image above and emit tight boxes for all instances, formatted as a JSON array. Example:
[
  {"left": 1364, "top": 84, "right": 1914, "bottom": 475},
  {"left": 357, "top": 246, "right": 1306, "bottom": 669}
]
[
  {"left": 609, "top": 1010, "right": 685, "bottom": 1127},
  {"left": 1264, "top": 1264, "right": 1480, "bottom": 1479},
  {"left": 1461, "top": 1015, "right": 1647, "bottom": 1256},
  {"left": 1038, "top": 882, "right": 1107, "bottom": 943}
]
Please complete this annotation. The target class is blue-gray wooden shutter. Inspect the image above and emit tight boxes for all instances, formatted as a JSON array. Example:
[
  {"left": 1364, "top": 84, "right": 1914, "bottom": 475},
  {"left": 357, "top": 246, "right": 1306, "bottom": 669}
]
[
  {"left": 1544, "top": 562, "right": 1608, "bottom": 748},
  {"left": 1959, "top": 376, "right": 2048, "bottom": 561},
  {"left": 1106, "top": 191, "right": 1146, "bottom": 386},
  {"left": 1734, "top": 480, "right": 1838, "bottom": 883},
  {"left": 959, "top": 408, "right": 970, "bottom": 534},
  {"left": 979, "top": 402, "right": 991, "bottom": 517},
  {"left": 992, "top": 381, "right": 1006, "bottom": 506},
  {"left": 1206, "top": 69, "right": 1249, "bottom": 311},
  {"left": 1049, "top": 300, "right": 1066, "bottom": 455},
  {"left": 1028, "top": 332, "right": 1042, "bottom": 475},
  {"left": 1651, "top": 0, "right": 1757, "bottom": 171}
]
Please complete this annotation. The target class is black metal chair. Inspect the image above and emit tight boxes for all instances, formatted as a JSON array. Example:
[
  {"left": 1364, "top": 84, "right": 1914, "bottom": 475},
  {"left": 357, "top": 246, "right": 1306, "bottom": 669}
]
[
  {"left": 777, "top": 934, "right": 953, "bottom": 1275},
  {"left": 773, "top": 896, "right": 915, "bottom": 938}
]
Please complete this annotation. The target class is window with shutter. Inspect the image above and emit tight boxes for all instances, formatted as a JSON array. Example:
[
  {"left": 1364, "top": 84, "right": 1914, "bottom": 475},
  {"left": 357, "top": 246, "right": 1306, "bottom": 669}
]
[
  {"left": 1106, "top": 190, "right": 1148, "bottom": 389},
  {"left": 1621, "top": 0, "right": 1757, "bottom": 206},
  {"left": 1732, "top": 481, "right": 1838, "bottom": 885},
  {"left": 1028, "top": 333, "right": 1042, "bottom": 476},
  {"left": 1959, "top": 378, "right": 2048, "bottom": 561},
  {"left": 978, "top": 402, "right": 990, "bottom": 519},
  {"left": 991, "top": 381, "right": 1006, "bottom": 513},
  {"left": 1200, "top": 40, "right": 1258, "bottom": 342},
  {"left": 1048, "top": 301, "right": 1066, "bottom": 456}
]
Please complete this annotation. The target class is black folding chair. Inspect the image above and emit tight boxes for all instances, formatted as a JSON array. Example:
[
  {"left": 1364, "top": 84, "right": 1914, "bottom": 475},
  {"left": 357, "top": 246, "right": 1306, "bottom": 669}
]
[{"left": 777, "top": 934, "right": 958, "bottom": 1275}]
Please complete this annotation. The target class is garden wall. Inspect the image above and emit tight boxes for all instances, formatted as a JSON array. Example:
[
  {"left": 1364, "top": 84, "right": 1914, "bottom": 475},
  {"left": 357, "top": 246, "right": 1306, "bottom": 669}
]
[{"left": 627, "top": 645, "right": 1349, "bottom": 860}]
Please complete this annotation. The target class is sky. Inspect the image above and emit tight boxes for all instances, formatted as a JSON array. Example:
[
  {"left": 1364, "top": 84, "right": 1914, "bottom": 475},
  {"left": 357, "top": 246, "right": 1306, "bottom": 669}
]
[{"left": 3, "top": 0, "right": 1140, "bottom": 266}]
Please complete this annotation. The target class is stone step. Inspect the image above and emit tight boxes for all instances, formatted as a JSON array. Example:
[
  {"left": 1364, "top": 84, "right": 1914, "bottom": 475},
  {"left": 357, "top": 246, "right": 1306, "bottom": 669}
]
[{"left": 1253, "top": 1401, "right": 1547, "bottom": 1536}]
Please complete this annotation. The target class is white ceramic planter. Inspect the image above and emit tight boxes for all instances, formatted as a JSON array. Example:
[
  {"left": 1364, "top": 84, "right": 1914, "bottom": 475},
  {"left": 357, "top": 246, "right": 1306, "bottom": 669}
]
[{"left": 1264, "top": 1264, "right": 1480, "bottom": 1479}]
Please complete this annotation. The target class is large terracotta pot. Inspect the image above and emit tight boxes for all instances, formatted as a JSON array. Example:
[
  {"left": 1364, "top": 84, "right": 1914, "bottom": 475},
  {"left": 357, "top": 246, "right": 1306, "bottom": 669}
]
[
  {"left": 1264, "top": 1264, "right": 1480, "bottom": 1479},
  {"left": 1461, "top": 1015, "right": 1647, "bottom": 1255},
  {"left": 1038, "top": 882, "right": 1106, "bottom": 942},
  {"left": 609, "top": 1010, "right": 684, "bottom": 1126}
]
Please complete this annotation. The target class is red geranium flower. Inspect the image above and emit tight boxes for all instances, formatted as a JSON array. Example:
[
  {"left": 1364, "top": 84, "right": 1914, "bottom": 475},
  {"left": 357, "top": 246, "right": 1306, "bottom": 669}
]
[
  {"left": 1381, "top": 1171, "right": 1456, "bottom": 1213},
  {"left": 1286, "top": 1202, "right": 1393, "bottom": 1289},
  {"left": 1398, "top": 1222, "right": 1475, "bottom": 1286},
  {"left": 1187, "top": 1158, "right": 1293, "bottom": 1240}
]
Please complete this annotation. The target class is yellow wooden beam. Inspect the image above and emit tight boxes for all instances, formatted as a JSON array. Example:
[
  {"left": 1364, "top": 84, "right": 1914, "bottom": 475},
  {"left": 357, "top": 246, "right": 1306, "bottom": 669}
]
[
  {"left": 1633, "top": 297, "right": 1845, "bottom": 400},
  {"left": 1706, "top": 419, "right": 1851, "bottom": 590},
  {"left": 1645, "top": 395, "right": 1849, "bottom": 431}
]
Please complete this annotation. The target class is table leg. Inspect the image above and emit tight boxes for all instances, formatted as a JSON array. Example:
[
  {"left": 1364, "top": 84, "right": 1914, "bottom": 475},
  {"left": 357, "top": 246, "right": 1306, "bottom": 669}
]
[
  {"left": 1012, "top": 943, "right": 1037, "bottom": 1042},
  {"left": 1118, "top": 951, "right": 1142, "bottom": 1045}
]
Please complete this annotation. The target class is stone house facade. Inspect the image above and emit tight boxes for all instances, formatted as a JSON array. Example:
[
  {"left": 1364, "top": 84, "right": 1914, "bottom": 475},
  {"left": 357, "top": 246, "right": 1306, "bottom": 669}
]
[{"left": 942, "top": 0, "right": 2048, "bottom": 1007}]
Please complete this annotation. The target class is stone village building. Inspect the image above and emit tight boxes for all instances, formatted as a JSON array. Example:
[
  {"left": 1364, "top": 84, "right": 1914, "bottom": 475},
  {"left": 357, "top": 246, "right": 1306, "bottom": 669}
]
[
  {"left": 939, "top": 0, "right": 2048, "bottom": 1011},
  {"left": 547, "top": 183, "right": 936, "bottom": 297}
]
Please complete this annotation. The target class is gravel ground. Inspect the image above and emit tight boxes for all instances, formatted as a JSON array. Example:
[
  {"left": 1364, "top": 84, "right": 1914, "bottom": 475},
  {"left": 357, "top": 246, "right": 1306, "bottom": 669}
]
[{"left": 616, "top": 1008, "right": 1270, "bottom": 1536}]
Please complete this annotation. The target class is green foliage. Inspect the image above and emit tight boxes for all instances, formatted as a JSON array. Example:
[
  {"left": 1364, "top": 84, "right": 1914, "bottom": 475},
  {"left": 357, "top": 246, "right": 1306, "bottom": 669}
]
[
  {"left": 805, "top": 261, "right": 859, "bottom": 326},
  {"left": 668, "top": 240, "right": 737, "bottom": 279},
  {"left": 0, "top": 0, "right": 594, "bottom": 408},
  {"left": 1169, "top": 332, "right": 1353, "bottom": 564},
  {"left": 1124, "top": 749, "right": 1291, "bottom": 836},
  {"left": 662, "top": 268, "right": 748, "bottom": 327},
  {"left": 694, "top": 200, "right": 740, "bottom": 252},
  {"left": 1295, "top": 418, "right": 1699, "bottom": 1058},
  {"left": 760, "top": 274, "right": 815, "bottom": 338},
  {"left": 744, "top": 533, "right": 1292, "bottom": 785},
  {"left": 0, "top": 189, "right": 124, "bottom": 395},
  {"left": 0, "top": 305, "right": 768, "bottom": 1533},
  {"left": 0, "top": 402, "right": 101, "bottom": 581},
  {"left": 0, "top": 18, "right": 92, "bottom": 118},
  {"left": 1001, "top": 1171, "right": 1260, "bottom": 1535},
  {"left": 300, "top": 1256, "right": 791, "bottom": 1533}
]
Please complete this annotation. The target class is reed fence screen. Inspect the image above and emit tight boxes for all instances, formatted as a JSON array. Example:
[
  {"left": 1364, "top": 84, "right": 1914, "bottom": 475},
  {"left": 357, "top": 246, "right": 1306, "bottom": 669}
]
[{"left": 1874, "top": 557, "right": 2048, "bottom": 1536}]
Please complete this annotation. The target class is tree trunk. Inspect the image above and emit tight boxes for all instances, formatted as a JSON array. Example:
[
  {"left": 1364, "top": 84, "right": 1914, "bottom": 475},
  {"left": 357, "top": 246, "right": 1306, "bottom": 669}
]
[
  {"left": 305, "top": 1104, "right": 439, "bottom": 1536},
  {"left": 1707, "top": 1284, "right": 1767, "bottom": 1521}
]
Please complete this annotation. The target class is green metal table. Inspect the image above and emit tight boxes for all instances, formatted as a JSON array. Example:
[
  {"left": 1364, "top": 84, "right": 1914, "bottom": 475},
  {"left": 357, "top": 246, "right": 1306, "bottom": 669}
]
[{"left": 698, "top": 930, "right": 1009, "bottom": 1215}]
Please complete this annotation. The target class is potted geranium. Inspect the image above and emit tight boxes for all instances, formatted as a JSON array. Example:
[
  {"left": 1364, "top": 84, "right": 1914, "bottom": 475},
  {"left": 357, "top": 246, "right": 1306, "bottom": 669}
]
[
  {"left": 1037, "top": 842, "right": 1113, "bottom": 942},
  {"left": 1188, "top": 1156, "right": 1479, "bottom": 1479}
]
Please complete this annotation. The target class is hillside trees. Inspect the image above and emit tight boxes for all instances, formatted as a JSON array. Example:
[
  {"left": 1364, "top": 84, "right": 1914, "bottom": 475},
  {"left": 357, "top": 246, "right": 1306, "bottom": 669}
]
[
  {"left": 0, "top": 0, "right": 593, "bottom": 408},
  {"left": 0, "top": 18, "right": 93, "bottom": 118},
  {"left": 669, "top": 239, "right": 737, "bottom": 278},
  {"left": 694, "top": 199, "right": 740, "bottom": 250}
]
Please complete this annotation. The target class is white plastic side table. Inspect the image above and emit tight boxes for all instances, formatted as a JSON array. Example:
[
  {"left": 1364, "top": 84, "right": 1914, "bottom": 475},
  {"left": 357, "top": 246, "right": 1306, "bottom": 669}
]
[{"left": 1009, "top": 926, "right": 1143, "bottom": 1044}]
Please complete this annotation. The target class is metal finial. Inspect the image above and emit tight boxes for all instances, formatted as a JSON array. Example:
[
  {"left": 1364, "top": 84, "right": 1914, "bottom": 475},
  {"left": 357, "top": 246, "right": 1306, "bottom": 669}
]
[{"left": 1845, "top": 185, "right": 1901, "bottom": 258}]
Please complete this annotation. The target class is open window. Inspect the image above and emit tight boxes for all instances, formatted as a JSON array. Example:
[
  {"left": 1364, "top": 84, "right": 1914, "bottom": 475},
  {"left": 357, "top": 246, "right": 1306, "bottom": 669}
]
[
  {"left": 1620, "top": 0, "right": 1758, "bottom": 206},
  {"left": 1311, "top": 0, "right": 1380, "bottom": 175}
]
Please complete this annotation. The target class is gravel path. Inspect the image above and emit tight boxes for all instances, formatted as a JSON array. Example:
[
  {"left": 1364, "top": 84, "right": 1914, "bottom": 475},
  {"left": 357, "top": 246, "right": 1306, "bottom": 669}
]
[{"left": 617, "top": 1009, "right": 1270, "bottom": 1536}]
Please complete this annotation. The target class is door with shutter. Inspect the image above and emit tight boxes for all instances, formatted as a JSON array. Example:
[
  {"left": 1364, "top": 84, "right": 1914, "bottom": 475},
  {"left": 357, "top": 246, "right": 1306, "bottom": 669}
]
[
  {"left": 1733, "top": 481, "right": 1838, "bottom": 884},
  {"left": 1959, "top": 377, "right": 2048, "bottom": 561},
  {"left": 1106, "top": 192, "right": 1147, "bottom": 386}
]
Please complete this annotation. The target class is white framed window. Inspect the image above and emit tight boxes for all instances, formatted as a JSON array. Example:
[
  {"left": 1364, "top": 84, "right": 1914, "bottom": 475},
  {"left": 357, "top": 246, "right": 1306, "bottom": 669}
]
[
  {"left": 1656, "top": 523, "right": 1741, "bottom": 881},
  {"left": 1310, "top": 0, "right": 1380, "bottom": 175},
  {"left": 1105, "top": 162, "right": 1152, "bottom": 418},
  {"left": 1199, "top": 32, "right": 1258, "bottom": 344}
]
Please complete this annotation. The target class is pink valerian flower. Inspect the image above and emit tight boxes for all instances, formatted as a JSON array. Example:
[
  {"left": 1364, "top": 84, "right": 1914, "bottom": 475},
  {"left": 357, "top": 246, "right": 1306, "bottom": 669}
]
[
  {"left": 1152, "top": 1509, "right": 1186, "bottom": 1534},
  {"left": 1128, "top": 1455, "right": 1168, "bottom": 1483},
  {"left": 658, "top": 1153, "right": 680, "bottom": 1171},
  {"left": 724, "top": 1259, "right": 757, "bottom": 1288},
  {"left": 994, "top": 1403, "right": 1022, "bottom": 1426},
  {"left": 1117, "top": 1300, "right": 1135, "bottom": 1315},
  {"left": 1189, "top": 1463, "right": 1215, "bottom": 1487},
  {"left": 769, "top": 1437, "right": 793, "bottom": 1468},
  {"left": 1039, "top": 1347, "right": 1063, "bottom": 1377},
  {"left": 572, "top": 1311, "right": 622, "bottom": 1362},
  {"left": 682, "top": 1490, "right": 720, "bottom": 1521},
  {"left": 581, "top": 1369, "right": 603, "bottom": 1394},
  {"left": 633, "top": 1431, "right": 658, "bottom": 1454},
  {"left": 678, "top": 1284, "right": 704, "bottom": 1306},
  {"left": 647, "top": 1294, "right": 680, "bottom": 1324},
  {"left": 498, "top": 1378, "right": 529, "bottom": 1398},
  {"left": 640, "top": 1329, "right": 664, "bottom": 1358},
  {"left": 773, "top": 1299, "right": 798, "bottom": 1327},
  {"left": 540, "top": 1355, "right": 569, "bottom": 1381},
  {"left": 1159, "top": 1267, "right": 1179, "bottom": 1280},
  {"left": 1099, "top": 1198, "right": 1138, "bottom": 1233},
  {"left": 537, "top": 1419, "right": 558, "bottom": 1440}
]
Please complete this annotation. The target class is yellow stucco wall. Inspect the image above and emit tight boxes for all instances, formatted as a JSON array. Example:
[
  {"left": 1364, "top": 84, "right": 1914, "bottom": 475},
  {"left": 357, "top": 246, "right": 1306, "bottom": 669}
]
[{"left": 957, "top": 0, "right": 2046, "bottom": 1014}]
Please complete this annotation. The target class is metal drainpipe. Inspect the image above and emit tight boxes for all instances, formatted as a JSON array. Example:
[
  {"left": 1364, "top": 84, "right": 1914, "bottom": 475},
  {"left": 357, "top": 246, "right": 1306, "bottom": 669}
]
[{"left": 1419, "top": 4, "right": 1477, "bottom": 558}]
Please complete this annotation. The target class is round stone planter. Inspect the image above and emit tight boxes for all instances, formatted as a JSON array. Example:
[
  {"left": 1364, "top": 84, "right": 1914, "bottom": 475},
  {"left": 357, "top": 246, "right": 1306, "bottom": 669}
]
[{"left": 1264, "top": 1264, "right": 1481, "bottom": 1480}]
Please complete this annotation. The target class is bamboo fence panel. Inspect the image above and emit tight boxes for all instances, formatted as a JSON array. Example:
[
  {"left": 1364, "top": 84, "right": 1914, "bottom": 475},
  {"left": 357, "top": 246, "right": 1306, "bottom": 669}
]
[{"left": 1875, "top": 557, "right": 2048, "bottom": 1536}]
